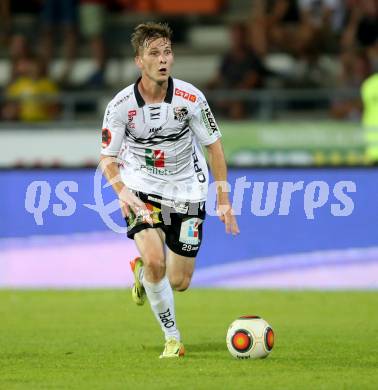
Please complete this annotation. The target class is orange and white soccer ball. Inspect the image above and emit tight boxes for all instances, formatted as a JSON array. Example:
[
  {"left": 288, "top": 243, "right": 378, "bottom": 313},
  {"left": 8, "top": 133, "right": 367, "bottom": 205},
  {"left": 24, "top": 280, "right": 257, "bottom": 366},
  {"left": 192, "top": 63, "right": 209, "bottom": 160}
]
[{"left": 226, "top": 316, "right": 274, "bottom": 359}]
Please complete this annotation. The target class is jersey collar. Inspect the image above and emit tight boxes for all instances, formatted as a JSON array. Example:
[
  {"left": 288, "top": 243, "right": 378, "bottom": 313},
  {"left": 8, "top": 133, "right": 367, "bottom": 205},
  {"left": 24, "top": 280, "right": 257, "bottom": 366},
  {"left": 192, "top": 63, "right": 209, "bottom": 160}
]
[{"left": 134, "top": 76, "right": 174, "bottom": 107}]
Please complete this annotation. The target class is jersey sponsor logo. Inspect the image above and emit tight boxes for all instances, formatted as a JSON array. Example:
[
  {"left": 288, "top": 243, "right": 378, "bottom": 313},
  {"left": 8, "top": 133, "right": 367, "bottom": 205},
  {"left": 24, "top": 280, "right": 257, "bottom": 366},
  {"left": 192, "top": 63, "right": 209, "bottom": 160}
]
[
  {"left": 149, "top": 126, "right": 162, "bottom": 134},
  {"left": 173, "top": 106, "right": 188, "bottom": 122},
  {"left": 141, "top": 149, "right": 172, "bottom": 175},
  {"left": 201, "top": 106, "right": 219, "bottom": 135},
  {"left": 145, "top": 148, "right": 165, "bottom": 167},
  {"left": 101, "top": 128, "right": 112, "bottom": 148},
  {"left": 128, "top": 110, "right": 136, "bottom": 121},
  {"left": 175, "top": 88, "right": 197, "bottom": 102},
  {"left": 179, "top": 218, "right": 202, "bottom": 245},
  {"left": 192, "top": 148, "right": 206, "bottom": 183},
  {"left": 128, "top": 110, "right": 136, "bottom": 129},
  {"left": 114, "top": 92, "right": 132, "bottom": 108},
  {"left": 158, "top": 308, "right": 175, "bottom": 329},
  {"left": 149, "top": 106, "right": 161, "bottom": 120}
]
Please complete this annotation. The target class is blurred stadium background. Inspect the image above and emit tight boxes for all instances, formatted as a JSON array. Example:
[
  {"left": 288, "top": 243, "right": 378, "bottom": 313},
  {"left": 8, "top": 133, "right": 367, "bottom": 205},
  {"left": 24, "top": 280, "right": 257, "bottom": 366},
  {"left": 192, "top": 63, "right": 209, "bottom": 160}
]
[{"left": 0, "top": 0, "right": 378, "bottom": 289}]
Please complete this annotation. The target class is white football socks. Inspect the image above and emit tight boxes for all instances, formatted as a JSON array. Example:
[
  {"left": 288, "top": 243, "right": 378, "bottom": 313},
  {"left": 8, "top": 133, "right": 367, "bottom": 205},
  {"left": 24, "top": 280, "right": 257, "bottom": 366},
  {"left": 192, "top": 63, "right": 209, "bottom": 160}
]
[{"left": 142, "top": 274, "right": 180, "bottom": 342}]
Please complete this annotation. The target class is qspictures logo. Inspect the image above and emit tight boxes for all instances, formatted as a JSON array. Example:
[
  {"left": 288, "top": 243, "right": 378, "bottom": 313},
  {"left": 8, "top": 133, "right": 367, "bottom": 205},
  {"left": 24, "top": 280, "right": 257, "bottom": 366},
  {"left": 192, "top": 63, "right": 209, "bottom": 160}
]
[{"left": 22, "top": 156, "right": 358, "bottom": 234}]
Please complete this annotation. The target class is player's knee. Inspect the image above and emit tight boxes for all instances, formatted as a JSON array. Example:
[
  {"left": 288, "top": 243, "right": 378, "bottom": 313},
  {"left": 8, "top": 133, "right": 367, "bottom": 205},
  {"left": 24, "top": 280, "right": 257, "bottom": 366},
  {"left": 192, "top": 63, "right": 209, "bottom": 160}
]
[
  {"left": 169, "top": 274, "right": 184, "bottom": 290},
  {"left": 179, "top": 277, "right": 192, "bottom": 291},
  {"left": 142, "top": 252, "right": 165, "bottom": 280},
  {"left": 171, "top": 275, "right": 191, "bottom": 291},
  {"left": 176, "top": 280, "right": 190, "bottom": 292}
]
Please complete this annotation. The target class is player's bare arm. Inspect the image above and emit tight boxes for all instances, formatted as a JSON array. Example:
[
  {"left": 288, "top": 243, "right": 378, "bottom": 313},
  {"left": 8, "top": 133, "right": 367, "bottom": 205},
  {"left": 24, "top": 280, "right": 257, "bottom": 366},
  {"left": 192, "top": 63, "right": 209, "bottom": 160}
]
[
  {"left": 206, "top": 139, "right": 240, "bottom": 235},
  {"left": 99, "top": 154, "right": 151, "bottom": 222}
]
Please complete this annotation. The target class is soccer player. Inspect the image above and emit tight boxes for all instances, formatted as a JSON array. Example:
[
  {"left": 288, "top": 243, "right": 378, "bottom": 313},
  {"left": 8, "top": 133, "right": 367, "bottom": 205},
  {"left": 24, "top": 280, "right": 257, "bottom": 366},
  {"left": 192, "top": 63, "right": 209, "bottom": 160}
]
[{"left": 100, "top": 22, "right": 239, "bottom": 358}]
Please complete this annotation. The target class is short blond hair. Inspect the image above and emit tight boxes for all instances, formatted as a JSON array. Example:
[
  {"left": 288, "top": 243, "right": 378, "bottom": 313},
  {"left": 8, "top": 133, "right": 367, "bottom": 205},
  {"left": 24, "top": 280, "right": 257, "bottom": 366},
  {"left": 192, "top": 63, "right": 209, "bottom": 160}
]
[{"left": 131, "top": 22, "right": 173, "bottom": 56}]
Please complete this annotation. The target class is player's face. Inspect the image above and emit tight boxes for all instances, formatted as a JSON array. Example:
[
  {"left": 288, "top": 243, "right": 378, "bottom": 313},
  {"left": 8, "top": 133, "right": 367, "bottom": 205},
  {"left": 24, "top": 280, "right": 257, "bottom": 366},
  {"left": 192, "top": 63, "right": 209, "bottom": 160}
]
[{"left": 137, "top": 38, "right": 173, "bottom": 83}]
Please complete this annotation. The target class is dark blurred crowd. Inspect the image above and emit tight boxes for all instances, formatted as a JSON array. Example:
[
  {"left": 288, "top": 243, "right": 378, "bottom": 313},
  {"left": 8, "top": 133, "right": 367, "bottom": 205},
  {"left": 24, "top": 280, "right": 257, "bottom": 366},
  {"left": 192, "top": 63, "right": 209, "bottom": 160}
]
[
  {"left": 0, "top": 0, "right": 377, "bottom": 121},
  {"left": 208, "top": 0, "right": 378, "bottom": 119},
  {"left": 0, "top": 0, "right": 119, "bottom": 121}
]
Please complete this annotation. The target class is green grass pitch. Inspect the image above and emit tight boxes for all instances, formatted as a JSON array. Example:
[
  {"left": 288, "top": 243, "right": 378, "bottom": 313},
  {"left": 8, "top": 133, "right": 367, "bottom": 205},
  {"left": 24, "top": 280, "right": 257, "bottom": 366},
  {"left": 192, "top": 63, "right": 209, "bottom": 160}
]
[{"left": 0, "top": 289, "right": 377, "bottom": 389}]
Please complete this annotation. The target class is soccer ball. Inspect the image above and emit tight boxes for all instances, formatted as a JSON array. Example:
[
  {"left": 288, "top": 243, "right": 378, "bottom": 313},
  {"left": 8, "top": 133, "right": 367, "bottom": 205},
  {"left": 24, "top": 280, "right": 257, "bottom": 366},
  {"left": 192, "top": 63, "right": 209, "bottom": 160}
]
[{"left": 226, "top": 316, "right": 274, "bottom": 359}]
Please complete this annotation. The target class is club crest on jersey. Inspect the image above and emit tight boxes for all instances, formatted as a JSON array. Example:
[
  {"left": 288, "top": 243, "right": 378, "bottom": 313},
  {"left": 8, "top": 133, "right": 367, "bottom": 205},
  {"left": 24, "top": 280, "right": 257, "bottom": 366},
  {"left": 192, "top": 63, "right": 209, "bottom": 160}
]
[
  {"left": 102, "top": 128, "right": 111, "bottom": 148},
  {"left": 173, "top": 106, "right": 188, "bottom": 122},
  {"left": 179, "top": 218, "right": 202, "bottom": 245}
]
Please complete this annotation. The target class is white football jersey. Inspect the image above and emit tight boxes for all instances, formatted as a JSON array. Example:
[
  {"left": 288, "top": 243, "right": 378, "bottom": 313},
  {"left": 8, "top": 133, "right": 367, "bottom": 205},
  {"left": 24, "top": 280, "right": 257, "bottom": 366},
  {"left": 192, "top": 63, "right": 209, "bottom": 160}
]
[{"left": 101, "top": 77, "right": 221, "bottom": 202}]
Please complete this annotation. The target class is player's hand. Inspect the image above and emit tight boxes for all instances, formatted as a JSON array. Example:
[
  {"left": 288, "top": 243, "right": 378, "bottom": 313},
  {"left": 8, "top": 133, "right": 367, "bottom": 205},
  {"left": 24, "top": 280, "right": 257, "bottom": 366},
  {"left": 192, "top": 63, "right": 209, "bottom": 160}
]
[
  {"left": 217, "top": 203, "right": 240, "bottom": 235},
  {"left": 118, "top": 187, "right": 153, "bottom": 225}
]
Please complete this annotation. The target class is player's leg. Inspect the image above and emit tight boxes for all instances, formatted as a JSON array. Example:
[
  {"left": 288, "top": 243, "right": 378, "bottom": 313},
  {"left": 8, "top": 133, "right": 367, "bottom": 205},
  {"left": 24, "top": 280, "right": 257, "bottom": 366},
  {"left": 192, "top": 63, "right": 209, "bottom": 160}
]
[
  {"left": 166, "top": 247, "right": 195, "bottom": 292},
  {"left": 134, "top": 228, "right": 165, "bottom": 283},
  {"left": 129, "top": 227, "right": 166, "bottom": 305},
  {"left": 148, "top": 228, "right": 194, "bottom": 291},
  {"left": 163, "top": 202, "right": 205, "bottom": 292},
  {"left": 134, "top": 228, "right": 183, "bottom": 357}
]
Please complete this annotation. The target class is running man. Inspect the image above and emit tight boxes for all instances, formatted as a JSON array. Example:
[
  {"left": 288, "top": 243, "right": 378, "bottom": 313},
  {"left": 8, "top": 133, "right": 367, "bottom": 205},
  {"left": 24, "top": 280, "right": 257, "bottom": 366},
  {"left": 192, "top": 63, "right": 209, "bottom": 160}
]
[{"left": 100, "top": 22, "right": 239, "bottom": 358}]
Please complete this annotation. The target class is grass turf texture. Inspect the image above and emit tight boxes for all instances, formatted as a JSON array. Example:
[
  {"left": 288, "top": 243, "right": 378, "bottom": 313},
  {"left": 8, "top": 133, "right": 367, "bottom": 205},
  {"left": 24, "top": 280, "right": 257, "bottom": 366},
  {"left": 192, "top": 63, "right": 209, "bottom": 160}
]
[{"left": 0, "top": 290, "right": 377, "bottom": 390}]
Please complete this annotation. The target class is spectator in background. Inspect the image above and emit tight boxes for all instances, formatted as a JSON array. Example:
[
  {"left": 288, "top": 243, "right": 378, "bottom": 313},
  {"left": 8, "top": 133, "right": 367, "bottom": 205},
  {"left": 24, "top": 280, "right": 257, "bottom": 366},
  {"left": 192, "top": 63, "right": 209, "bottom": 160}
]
[
  {"left": 250, "top": 0, "right": 301, "bottom": 57},
  {"left": 78, "top": 0, "right": 108, "bottom": 87},
  {"left": 253, "top": 0, "right": 346, "bottom": 57},
  {"left": 0, "top": 0, "right": 11, "bottom": 47},
  {"left": 39, "top": 0, "right": 78, "bottom": 84},
  {"left": 331, "top": 0, "right": 378, "bottom": 120},
  {"left": 9, "top": 34, "right": 32, "bottom": 81},
  {"left": 330, "top": 49, "right": 371, "bottom": 120},
  {"left": 114, "top": 0, "right": 154, "bottom": 12},
  {"left": 341, "top": 0, "right": 378, "bottom": 52},
  {"left": 296, "top": 0, "right": 347, "bottom": 55},
  {"left": 208, "top": 22, "right": 267, "bottom": 119},
  {"left": 2, "top": 56, "right": 60, "bottom": 122},
  {"left": 250, "top": 0, "right": 346, "bottom": 86}
]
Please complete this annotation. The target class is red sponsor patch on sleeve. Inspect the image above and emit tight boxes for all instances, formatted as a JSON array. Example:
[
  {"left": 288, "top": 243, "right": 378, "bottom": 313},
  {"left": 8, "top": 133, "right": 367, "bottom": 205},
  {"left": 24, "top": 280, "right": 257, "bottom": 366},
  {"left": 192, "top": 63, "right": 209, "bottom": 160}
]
[
  {"left": 175, "top": 88, "right": 197, "bottom": 102},
  {"left": 102, "top": 128, "right": 112, "bottom": 148}
]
